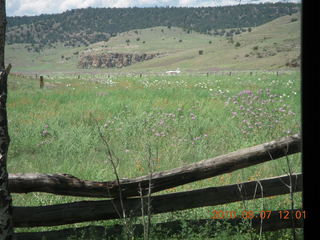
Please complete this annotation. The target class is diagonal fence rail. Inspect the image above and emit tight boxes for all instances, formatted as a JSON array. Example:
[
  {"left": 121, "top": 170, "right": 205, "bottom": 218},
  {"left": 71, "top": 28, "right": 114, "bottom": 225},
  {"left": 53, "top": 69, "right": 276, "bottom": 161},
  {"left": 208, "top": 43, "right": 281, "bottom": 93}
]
[
  {"left": 13, "top": 173, "right": 302, "bottom": 227},
  {"left": 15, "top": 209, "right": 304, "bottom": 240},
  {"left": 9, "top": 134, "right": 301, "bottom": 198}
]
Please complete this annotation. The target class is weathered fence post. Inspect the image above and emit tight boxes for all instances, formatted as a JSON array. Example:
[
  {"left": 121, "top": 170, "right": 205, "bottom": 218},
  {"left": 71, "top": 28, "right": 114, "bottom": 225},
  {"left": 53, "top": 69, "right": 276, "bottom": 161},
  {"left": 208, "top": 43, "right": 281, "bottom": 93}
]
[
  {"left": 0, "top": 1, "right": 15, "bottom": 238},
  {"left": 40, "top": 76, "right": 44, "bottom": 89}
]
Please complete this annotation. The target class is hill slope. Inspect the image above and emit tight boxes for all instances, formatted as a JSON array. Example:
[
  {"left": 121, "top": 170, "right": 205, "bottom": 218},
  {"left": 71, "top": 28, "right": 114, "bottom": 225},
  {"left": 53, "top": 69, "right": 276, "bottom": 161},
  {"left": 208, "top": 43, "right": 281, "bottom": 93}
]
[
  {"left": 5, "top": 13, "right": 300, "bottom": 73},
  {"left": 6, "top": 3, "right": 300, "bottom": 51}
]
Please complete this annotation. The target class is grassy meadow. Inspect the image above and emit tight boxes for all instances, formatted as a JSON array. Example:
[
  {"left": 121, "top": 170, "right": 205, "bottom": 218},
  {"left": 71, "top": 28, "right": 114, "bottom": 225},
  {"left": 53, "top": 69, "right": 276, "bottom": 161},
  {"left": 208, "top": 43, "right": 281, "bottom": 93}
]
[
  {"left": 8, "top": 70, "right": 301, "bottom": 239},
  {"left": 4, "top": 9, "right": 302, "bottom": 239}
]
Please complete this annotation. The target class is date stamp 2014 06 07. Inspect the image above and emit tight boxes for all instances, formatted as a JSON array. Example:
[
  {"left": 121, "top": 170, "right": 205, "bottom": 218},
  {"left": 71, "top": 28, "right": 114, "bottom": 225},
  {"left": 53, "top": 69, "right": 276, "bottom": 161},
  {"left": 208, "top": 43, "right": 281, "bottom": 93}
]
[{"left": 211, "top": 210, "right": 306, "bottom": 220}]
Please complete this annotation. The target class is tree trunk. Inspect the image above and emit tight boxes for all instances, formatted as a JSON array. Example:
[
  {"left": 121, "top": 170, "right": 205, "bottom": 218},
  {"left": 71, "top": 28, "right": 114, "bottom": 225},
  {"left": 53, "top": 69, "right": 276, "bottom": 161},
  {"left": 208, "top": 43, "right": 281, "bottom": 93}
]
[
  {"left": 0, "top": 0, "right": 14, "bottom": 238},
  {"left": 0, "top": 0, "right": 4, "bottom": 68}
]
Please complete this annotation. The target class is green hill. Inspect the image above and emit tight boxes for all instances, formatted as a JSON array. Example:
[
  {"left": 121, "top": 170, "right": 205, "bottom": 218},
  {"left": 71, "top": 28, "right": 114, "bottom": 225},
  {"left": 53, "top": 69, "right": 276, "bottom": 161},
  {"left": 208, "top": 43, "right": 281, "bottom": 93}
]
[
  {"left": 6, "top": 3, "right": 300, "bottom": 50},
  {"left": 5, "top": 13, "right": 300, "bottom": 73}
]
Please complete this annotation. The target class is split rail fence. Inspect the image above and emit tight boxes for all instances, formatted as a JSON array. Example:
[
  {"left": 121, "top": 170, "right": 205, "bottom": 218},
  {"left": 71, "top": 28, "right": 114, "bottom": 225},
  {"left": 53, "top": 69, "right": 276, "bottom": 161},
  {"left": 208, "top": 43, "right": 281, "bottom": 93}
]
[{"left": 10, "top": 134, "right": 302, "bottom": 239}]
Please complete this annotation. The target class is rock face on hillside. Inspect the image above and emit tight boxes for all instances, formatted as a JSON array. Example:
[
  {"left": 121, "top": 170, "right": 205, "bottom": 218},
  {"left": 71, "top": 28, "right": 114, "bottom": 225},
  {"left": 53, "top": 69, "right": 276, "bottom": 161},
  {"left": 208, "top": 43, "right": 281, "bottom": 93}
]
[
  {"left": 78, "top": 53, "right": 161, "bottom": 68},
  {"left": 285, "top": 55, "right": 300, "bottom": 68}
]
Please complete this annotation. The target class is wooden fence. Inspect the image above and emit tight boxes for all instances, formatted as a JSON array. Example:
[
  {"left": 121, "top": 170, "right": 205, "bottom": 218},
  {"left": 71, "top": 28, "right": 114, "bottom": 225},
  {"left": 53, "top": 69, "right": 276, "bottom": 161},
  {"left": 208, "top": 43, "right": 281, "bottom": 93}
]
[
  {"left": 11, "top": 69, "right": 292, "bottom": 81},
  {"left": 10, "top": 134, "right": 302, "bottom": 239}
]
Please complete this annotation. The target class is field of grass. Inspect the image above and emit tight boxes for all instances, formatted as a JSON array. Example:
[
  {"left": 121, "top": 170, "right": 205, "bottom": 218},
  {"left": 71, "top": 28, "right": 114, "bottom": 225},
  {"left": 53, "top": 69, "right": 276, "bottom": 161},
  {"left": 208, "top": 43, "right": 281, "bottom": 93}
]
[
  {"left": 5, "top": 13, "right": 300, "bottom": 74},
  {"left": 8, "top": 70, "right": 301, "bottom": 239}
]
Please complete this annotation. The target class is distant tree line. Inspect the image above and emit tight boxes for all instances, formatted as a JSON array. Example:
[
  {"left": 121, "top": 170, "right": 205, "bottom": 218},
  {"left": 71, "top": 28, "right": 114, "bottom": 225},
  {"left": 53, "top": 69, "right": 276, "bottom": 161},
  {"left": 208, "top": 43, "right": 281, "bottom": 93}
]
[{"left": 6, "top": 3, "right": 300, "bottom": 51}]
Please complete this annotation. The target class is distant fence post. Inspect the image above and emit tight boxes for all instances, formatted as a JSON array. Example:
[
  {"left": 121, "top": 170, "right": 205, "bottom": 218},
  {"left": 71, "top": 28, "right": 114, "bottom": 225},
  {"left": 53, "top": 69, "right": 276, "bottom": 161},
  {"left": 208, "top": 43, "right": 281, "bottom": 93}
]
[{"left": 40, "top": 76, "right": 44, "bottom": 89}]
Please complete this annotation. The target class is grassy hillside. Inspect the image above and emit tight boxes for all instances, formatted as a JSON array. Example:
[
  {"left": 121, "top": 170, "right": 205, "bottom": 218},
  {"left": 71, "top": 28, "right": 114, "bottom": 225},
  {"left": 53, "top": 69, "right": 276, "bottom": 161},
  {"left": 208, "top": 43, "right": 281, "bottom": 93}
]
[
  {"left": 6, "top": 3, "right": 300, "bottom": 48},
  {"left": 5, "top": 13, "right": 300, "bottom": 73}
]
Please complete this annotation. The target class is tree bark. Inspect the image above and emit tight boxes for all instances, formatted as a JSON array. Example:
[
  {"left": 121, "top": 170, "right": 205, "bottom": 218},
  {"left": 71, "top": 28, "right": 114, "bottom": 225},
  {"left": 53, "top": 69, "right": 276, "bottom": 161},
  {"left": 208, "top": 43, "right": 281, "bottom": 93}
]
[
  {"left": 9, "top": 134, "right": 301, "bottom": 198},
  {"left": 12, "top": 173, "right": 302, "bottom": 227},
  {"left": 0, "top": 0, "right": 5, "bottom": 69},
  {"left": 0, "top": 0, "right": 14, "bottom": 239}
]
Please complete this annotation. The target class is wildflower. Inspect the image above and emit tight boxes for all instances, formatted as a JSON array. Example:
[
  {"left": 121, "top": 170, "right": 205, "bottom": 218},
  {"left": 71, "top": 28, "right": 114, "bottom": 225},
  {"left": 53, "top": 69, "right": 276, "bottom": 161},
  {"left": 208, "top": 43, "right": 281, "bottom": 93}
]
[
  {"left": 238, "top": 90, "right": 252, "bottom": 96},
  {"left": 41, "top": 130, "right": 50, "bottom": 137},
  {"left": 288, "top": 111, "right": 295, "bottom": 115}
]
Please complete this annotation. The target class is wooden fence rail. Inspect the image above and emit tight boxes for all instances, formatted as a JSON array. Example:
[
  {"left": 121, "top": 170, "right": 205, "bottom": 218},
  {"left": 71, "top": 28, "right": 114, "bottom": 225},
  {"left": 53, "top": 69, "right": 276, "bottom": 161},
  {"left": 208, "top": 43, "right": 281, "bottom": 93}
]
[
  {"left": 9, "top": 134, "right": 301, "bottom": 198},
  {"left": 13, "top": 173, "right": 302, "bottom": 227},
  {"left": 15, "top": 209, "right": 304, "bottom": 240}
]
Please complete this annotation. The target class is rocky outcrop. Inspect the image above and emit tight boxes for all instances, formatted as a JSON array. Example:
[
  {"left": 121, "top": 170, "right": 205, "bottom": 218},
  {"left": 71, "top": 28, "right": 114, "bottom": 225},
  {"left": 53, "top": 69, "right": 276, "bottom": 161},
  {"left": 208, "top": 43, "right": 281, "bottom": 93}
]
[
  {"left": 285, "top": 55, "right": 300, "bottom": 68},
  {"left": 78, "top": 53, "right": 161, "bottom": 68}
]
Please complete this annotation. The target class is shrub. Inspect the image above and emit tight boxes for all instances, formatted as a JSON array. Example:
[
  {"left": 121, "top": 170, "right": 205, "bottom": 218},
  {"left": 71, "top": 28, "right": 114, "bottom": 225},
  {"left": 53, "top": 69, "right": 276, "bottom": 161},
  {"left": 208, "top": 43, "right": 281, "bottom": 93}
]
[
  {"left": 235, "top": 42, "right": 241, "bottom": 47},
  {"left": 199, "top": 50, "right": 204, "bottom": 55}
]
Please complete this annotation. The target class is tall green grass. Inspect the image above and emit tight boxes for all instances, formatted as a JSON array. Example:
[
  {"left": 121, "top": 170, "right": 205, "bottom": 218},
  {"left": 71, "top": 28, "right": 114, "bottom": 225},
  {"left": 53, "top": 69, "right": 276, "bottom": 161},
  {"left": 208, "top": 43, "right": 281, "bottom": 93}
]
[{"left": 8, "top": 71, "right": 301, "bottom": 239}]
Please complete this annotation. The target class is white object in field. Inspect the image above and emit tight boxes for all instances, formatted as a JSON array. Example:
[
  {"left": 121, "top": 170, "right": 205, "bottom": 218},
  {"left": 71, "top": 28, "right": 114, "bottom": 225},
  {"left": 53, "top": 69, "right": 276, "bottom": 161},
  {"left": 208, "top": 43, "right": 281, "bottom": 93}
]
[{"left": 166, "top": 68, "right": 181, "bottom": 75}]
